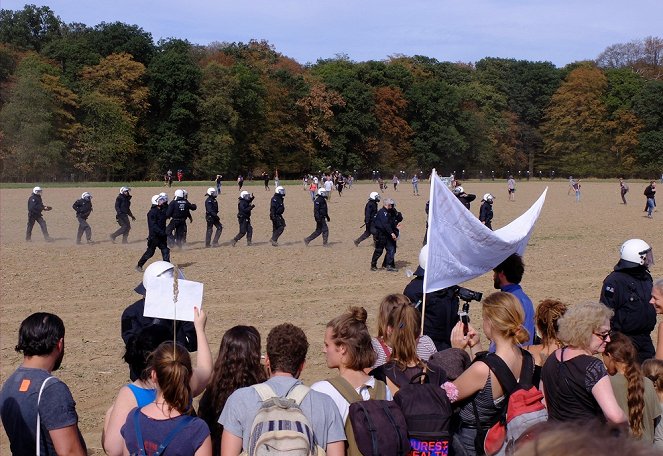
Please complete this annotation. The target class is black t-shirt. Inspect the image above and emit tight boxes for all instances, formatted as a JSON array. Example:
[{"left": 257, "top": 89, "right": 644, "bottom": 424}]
[{"left": 541, "top": 349, "right": 608, "bottom": 422}]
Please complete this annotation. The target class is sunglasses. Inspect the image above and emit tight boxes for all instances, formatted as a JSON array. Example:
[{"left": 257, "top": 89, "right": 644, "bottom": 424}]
[{"left": 593, "top": 330, "right": 613, "bottom": 342}]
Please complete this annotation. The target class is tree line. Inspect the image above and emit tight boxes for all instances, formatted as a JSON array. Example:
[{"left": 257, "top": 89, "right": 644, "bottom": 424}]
[{"left": 0, "top": 5, "right": 661, "bottom": 182}]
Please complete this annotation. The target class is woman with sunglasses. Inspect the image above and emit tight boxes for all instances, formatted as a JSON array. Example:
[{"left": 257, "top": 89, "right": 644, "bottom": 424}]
[{"left": 541, "top": 301, "right": 627, "bottom": 425}]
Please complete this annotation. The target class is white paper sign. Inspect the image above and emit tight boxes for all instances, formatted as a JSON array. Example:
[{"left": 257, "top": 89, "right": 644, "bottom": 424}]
[{"left": 144, "top": 277, "right": 203, "bottom": 322}]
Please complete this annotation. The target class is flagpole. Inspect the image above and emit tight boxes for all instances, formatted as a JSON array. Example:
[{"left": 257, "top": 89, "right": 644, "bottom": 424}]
[{"left": 420, "top": 168, "right": 435, "bottom": 336}]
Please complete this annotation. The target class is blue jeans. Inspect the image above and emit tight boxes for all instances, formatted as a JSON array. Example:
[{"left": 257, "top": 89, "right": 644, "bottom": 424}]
[{"left": 647, "top": 198, "right": 655, "bottom": 217}]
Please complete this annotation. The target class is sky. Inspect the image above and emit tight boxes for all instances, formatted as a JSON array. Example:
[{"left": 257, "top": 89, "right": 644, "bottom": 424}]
[{"left": 2, "top": 0, "right": 661, "bottom": 67}]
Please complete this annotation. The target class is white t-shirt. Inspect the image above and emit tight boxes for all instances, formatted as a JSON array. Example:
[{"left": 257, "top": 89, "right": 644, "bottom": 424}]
[
  {"left": 311, "top": 376, "right": 393, "bottom": 422},
  {"left": 324, "top": 180, "right": 333, "bottom": 192}
]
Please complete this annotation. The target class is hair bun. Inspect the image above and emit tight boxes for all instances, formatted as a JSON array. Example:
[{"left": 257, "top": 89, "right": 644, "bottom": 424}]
[{"left": 349, "top": 306, "right": 368, "bottom": 324}]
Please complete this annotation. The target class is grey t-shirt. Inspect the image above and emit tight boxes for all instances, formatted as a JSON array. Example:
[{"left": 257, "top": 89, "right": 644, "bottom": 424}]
[
  {"left": 219, "top": 376, "right": 345, "bottom": 451},
  {"left": 0, "top": 366, "right": 86, "bottom": 456}
]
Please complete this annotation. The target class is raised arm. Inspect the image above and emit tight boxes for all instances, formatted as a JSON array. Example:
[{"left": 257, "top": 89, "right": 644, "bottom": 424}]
[{"left": 190, "top": 307, "right": 212, "bottom": 396}]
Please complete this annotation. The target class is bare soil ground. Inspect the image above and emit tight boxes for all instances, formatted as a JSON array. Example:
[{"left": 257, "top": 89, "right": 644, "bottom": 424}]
[{"left": 1, "top": 179, "right": 661, "bottom": 453}]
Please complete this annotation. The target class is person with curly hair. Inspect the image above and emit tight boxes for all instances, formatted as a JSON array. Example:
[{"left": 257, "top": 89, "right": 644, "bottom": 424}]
[
  {"left": 642, "top": 358, "right": 663, "bottom": 448},
  {"left": 541, "top": 301, "right": 627, "bottom": 425},
  {"left": 198, "top": 326, "right": 267, "bottom": 456},
  {"left": 525, "top": 299, "right": 568, "bottom": 386},
  {"left": 603, "top": 332, "right": 660, "bottom": 443}
]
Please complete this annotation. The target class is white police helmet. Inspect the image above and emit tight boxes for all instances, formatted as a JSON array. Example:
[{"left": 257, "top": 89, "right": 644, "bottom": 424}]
[
  {"left": 142, "top": 261, "right": 186, "bottom": 291},
  {"left": 454, "top": 186, "right": 464, "bottom": 194},
  {"left": 182, "top": 189, "right": 188, "bottom": 198},
  {"left": 483, "top": 193, "right": 494, "bottom": 202},
  {"left": 317, "top": 188, "right": 327, "bottom": 197},
  {"left": 206, "top": 187, "right": 217, "bottom": 197},
  {"left": 369, "top": 191, "right": 380, "bottom": 201},
  {"left": 158, "top": 192, "right": 168, "bottom": 201},
  {"left": 157, "top": 194, "right": 168, "bottom": 205},
  {"left": 275, "top": 186, "right": 285, "bottom": 196},
  {"left": 151, "top": 194, "right": 159, "bottom": 205},
  {"left": 82, "top": 192, "right": 92, "bottom": 200},
  {"left": 174, "top": 189, "right": 185, "bottom": 199},
  {"left": 620, "top": 239, "right": 654, "bottom": 266},
  {"left": 33, "top": 186, "right": 42, "bottom": 194},
  {"left": 120, "top": 186, "right": 131, "bottom": 194},
  {"left": 240, "top": 190, "right": 250, "bottom": 200},
  {"left": 418, "top": 244, "right": 429, "bottom": 270}
]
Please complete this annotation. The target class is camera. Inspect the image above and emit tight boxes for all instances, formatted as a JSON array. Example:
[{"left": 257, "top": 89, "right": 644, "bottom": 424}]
[{"left": 454, "top": 287, "right": 482, "bottom": 303}]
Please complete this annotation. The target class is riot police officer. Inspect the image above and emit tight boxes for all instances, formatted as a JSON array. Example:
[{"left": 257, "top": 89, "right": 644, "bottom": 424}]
[
  {"left": 26, "top": 186, "right": 53, "bottom": 242},
  {"left": 136, "top": 194, "right": 170, "bottom": 271},
  {"left": 166, "top": 189, "right": 197, "bottom": 248},
  {"left": 354, "top": 192, "right": 380, "bottom": 246},
  {"left": 231, "top": 191, "right": 255, "bottom": 246},
  {"left": 371, "top": 198, "right": 398, "bottom": 271},
  {"left": 479, "top": 193, "right": 494, "bottom": 230},
  {"left": 204, "top": 187, "right": 222, "bottom": 248},
  {"left": 72, "top": 191, "right": 93, "bottom": 244},
  {"left": 304, "top": 188, "right": 330, "bottom": 246},
  {"left": 453, "top": 186, "right": 476, "bottom": 210},
  {"left": 110, "top": 187, "right": 135, "bottom": 244},
  {"left": 270, "top": 186, "right": 286, "bottom": 246}
]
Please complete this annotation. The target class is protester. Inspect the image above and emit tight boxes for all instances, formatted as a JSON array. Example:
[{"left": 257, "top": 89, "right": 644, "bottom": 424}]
[
  {"left": 120, "top": 341, "right": 211, "bottom": 456},
  {"left": 525, "top": 299, "right": 568, "bottom": 386},
  {"left": 492, "top": 254, "right": 536, "bottom": 345},
  {"left": 642, "top": 359, "right": 663, "bottom": 448},
  {"left": 541, "top": 301, "right": 627, "bottom": 425},
  {"left": 507, "top": 175, "right": 516, "bottom": 201},
  {"left": 644, "top": 181, "right": 656, "bottom": 218},
  {"left": 448, "top": 292, "right": 532, "bottom": 456},
  {"left": 620, "top": 178, "right": 629, "bottom": 205},
  {"left": 602, "top": 332, "right": 660, "bottom": 443},
  {"left": 651, "top": 279, "right": 663, "bottom": 360},
  {"left": 198, "top": 326, "right": 267, "bottom": 456},
  {"left": 0, "top": 313, "right": 87, "bottom": 456}
]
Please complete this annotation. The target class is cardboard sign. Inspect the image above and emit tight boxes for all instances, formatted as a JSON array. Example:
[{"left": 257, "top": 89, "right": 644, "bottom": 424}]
[{"left": 144, "top": 277, "right": 203, "bottom": 322}]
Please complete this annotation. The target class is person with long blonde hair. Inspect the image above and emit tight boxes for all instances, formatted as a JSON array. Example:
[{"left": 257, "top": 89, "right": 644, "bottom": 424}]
[{"left": 603, "top": 332, "right": 660, "bottom": 443}]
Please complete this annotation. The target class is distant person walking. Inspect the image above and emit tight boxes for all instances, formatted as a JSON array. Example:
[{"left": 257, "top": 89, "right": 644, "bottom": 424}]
[
  {"left": 411, "top": 175, "right": 419, "bottom": 196},
  {"left": 645, "top": 181, "right": 656, "bottom": 218},
  {"left": 572, "top": 179, "right": 581, "bottom": 202},
  {"left": 392, "top": 175, "right": 399, "bottom": 191},
  {"left": 177, "top": 169, "right": 183, "bottom": 182},
  {"left": 619, "top": 178, "right": 629, "bottom": 205},
  {"left": 26, "top": 186, "right": 53, "bottom": 242},
  {"left": 262, "top": 172, "right": 270, "bottom": 191},
  {"left": 237, "top": 175, "right": 244, "bottom": 191},
  {"left": 215, "top": 174, "right": 222, "bottom": 195},
  {"left": 164, "top": 170, "right": 173, "bottom": 187},
  {"left": 507, "top": 175, "right": 516, "bottom": 201}
]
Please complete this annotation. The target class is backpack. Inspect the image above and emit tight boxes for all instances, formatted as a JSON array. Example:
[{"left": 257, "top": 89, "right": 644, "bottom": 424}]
[
  {"left": 393, "top": 368, "right": 453, "bottom": 456},
  {"left": 476, "top": 350, "right": 548, "bottom": 456},
  {"left": 328, "top": 376, "right": 409, "bottom": 456},
  {"left": 243, "top": 383, "right": 324, "bottom": 456}
]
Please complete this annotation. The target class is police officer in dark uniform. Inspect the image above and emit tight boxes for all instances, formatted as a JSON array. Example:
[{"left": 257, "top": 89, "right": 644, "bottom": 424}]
[
  {"left": 600, "top": 239, "right": 656, "bottom": 363},
  {"left": 270, "top": 186, "right": 286, "bottom": 246},
  {"left": 453, "top": 186, "right": 476, "bottom": 210},
  {"left": 136, "top": 194, "right": 170, "bottom": 272},
  {"left": 479, "top": 193, "right": 494, "bottom": 230},
  {"left": 304, "top": 188, "right": 330, "bottom": 246},
  {"left": 204, "top": 187, "right": 222, "bottom": 248},
  {"left": 72, "top": 191, "right": 93, "bottom": 244},
  {"left": 354, "top": 191, "right": 380, "bottom": 246},
  {"left": 166, "top": 189, "right": 197, "bottom": 248},
  {"left": 110, "top": 186, "right": 135, "bottom": 244},
  {"left": 26, "top": 186, "right": 53, "bottom": 242},
  {"left": 385, "top": 201, "right": 403, "bottom": 269},
  {"left": 371, "top": 198, "right": 398, "bottom": 271},
  {"left": 231, "top": 191, "right": 255, "bottom": 246}
]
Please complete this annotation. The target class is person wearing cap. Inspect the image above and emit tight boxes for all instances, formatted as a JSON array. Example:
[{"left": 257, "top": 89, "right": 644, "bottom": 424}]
[
  {"left": 72, "top": 192, "right": 93, "bottom": 244},
  {"left": 600, "top": 239, "right": 656, "bottom": 363},
  {"left": 371, "top": 198, "right": 398, "bottom": 272},
  {"left": 304, "top": 188, "right": 330, "bottom": 246},
  {"left": 479, "top": 193, "right": 494, "bottom": 230},
  {"left": 204, "top": 188, "right": 222, "bottom": 248},
  {"left": 269, "top": 186, "right": 286, "bottom": 246},
  {"left": 110, "top": 187, "right": 135, "bottom": 244},
  {"left": 26, "top": 186, "right": 53, "bottom": 242},
  {"left": 354, "top": 192, "right": 380, "bottom": 247},
  {"left": 135, "top": 194, "right": 170, "bottom": 272},
  {"left": 122, "top": 261, "right": 197, "bottom": 360}
]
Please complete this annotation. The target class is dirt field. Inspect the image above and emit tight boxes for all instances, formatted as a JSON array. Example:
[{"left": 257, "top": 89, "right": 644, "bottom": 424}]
[{"left": 1, "top": 179, "right": 661, "bottom": 453}]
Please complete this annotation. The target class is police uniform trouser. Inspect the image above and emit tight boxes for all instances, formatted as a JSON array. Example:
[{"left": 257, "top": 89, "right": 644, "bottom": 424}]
[
  {"left": 233, "top": 217, "right": 252, "bottom": 242},
  {"left": 305, "top": 219, "right": 328, "bottom": 244},
  {"left": 167, "top": 219, "right": 186, "bottom": 247},
  {"left": 138, "top": 235, "right": 170, "bottom": 267},
  {"left": 26, "top": 215, "right": 49, "bottom": 240},
  {"left": 112, "top": 214, "right": 131, "bottom": 242},
  {"left": 205, "top": 216, "right": 222, "bottom": 246},
  {"left": 76, "top": 216, "right": 91, "bottom": 242},
  {"left": 271, "top": 217, "right": 286, "bottom": 242},
  {"left": 355, "top": 223, "right": 373, "bottom": 245},
  {"left": 372, "top": 234, "right": 395, "bottom": 268}
]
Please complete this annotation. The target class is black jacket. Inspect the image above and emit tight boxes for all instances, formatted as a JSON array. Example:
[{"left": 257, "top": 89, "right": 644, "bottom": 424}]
[
  {"left": 456, "top": 193, "right": 476, "bottom": 210},
  {"left": 115, "top": 193, "right": 134, "bottom": 217},
  {"left": 28, "top": 194, "right": 46, "bottom": 217},
  {"left": 147, "top": 204, "right": 168, "bottom": 237},
  {"left": 167, "top": 198, "right": 197, "bottom": 220},
  {"left": 373, "top": 207, "right": 396, "bottom": 238},
  {"left": 479, "top": 201, "right": 493, "bottom": 224},
  {"left": 72, "top": 198, "right": 93, "bottom": 219},
  {"left": 205, "top": 196, "right": 219, "bottom": 219},
  {"left": 313, "top": 195, "right": 329, "bottom": 221},
  {"left": 600, "top": 260, "right": 655, "bottom": 359},
  {"left": 270, "top": 194, "right": 285, "bottom": 220},
  {"left": 644, "top": 185, "right": 656, "bottom": 199},
  {"left": 364, "top": 200, "right": 378, "bottom": 225},
  {"left": 237, "top": 197, "right": 255, "bottom": 219}
]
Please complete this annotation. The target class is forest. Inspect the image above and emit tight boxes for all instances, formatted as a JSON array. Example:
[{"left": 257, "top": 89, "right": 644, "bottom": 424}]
[{"left": 0, "top": 5, "right": 661, "bottom": 181}]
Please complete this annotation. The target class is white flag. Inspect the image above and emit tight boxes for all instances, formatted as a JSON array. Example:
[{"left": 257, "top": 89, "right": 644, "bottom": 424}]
[{"left": 423, "top": 169, "right": 547, "bottom": 293}]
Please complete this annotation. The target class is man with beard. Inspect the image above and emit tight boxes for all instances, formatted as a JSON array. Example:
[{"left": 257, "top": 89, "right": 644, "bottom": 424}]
[
  {"left": 492, "top": 253, "right": 536, "bottom": 345},
  {"left": 0, "top": 313, "right": 87, "bottom": 456}
]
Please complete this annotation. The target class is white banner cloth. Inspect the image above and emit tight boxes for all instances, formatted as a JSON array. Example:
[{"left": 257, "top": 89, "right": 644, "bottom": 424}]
[{"left": 423, "top": 170, "right": 547, "bottom": 293}]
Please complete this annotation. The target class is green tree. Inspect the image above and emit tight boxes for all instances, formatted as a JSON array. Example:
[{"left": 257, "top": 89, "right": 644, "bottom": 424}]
[{"left": 0, "top": 4, "right": 63, "bottom": 52}]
